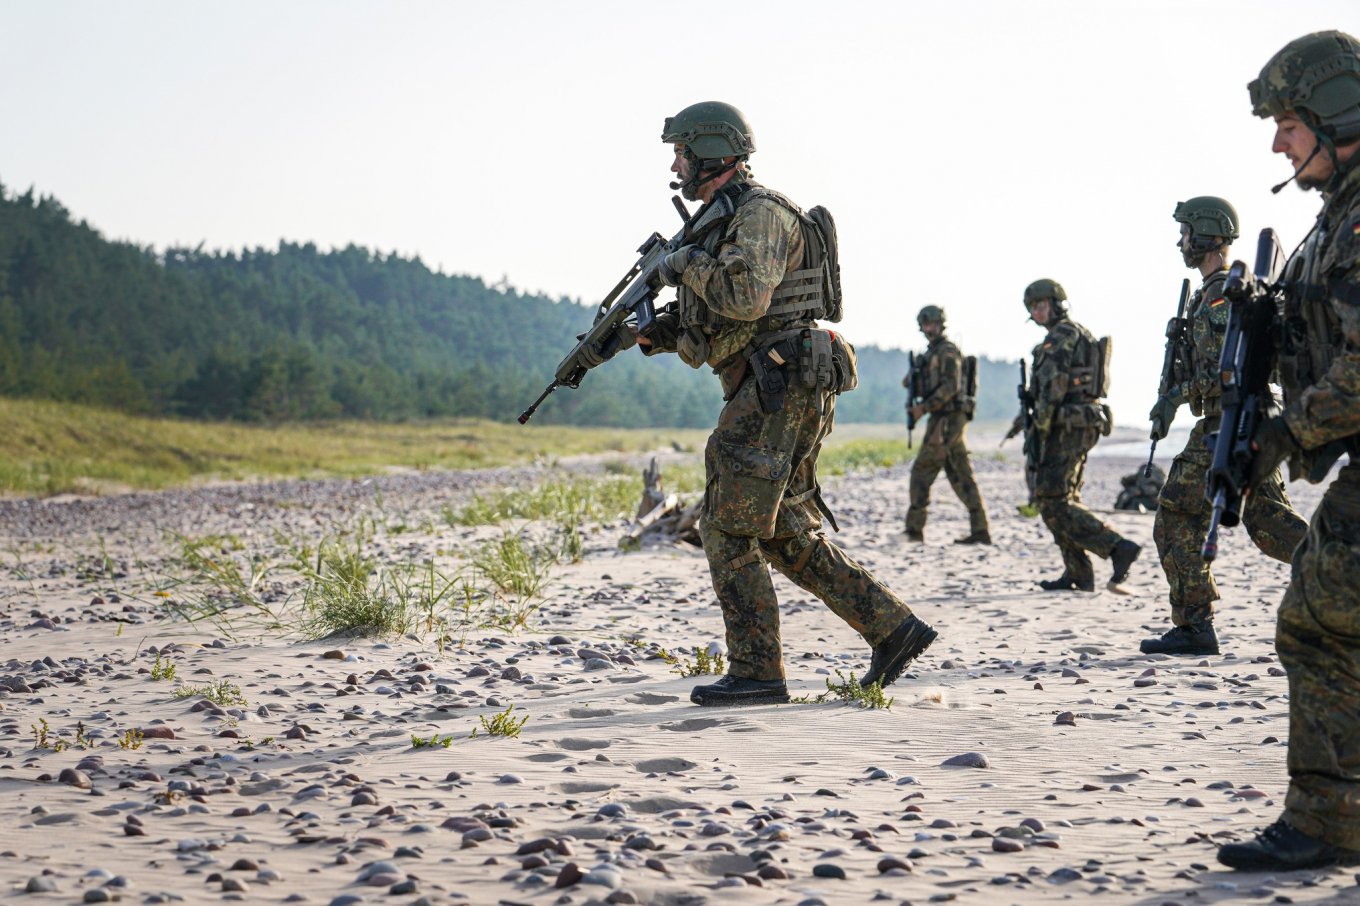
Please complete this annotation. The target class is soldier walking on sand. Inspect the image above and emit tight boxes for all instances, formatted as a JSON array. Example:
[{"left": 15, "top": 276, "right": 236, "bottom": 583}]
[
  {"left": 1020, "top": 280, "right": 1141, "bottom": 592},
  {"left": 1141, "top": 197, "right": 1306, "bottom": 657},
  {"left": 903, "top": 305, "right": 991, "bottom": 544},
  {"left": 1213, "top": 30, "right": 1360, "bottom": 873},
  {"left": 634, "top": 101, "right": 936, "bottom": 706}
]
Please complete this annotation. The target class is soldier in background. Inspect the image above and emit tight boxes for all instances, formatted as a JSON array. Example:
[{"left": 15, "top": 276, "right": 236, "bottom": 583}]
[
  {"left": 903, "top": 305, "right": 991, "bottom": 544},
  {"left": 1141, "top": 198, "right": 1306, "bottom": 657},
  {"left": 1215, "top": 30, "right": 1360, "bottom": 873},
  {"left": 1021, "top": 279, "right": 1141, "bottom": 592},
  {"left": 637, "top": 101, "right": 936, "bottom": 706}
]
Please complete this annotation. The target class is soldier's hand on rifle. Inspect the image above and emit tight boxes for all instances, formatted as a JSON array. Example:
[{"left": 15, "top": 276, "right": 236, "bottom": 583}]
[
  {"left": 658, "top": 245, "right": 699, "bottom": 287},
  {"left": 1248, "top": 416, "right": 1301, "bottom": 489},
  {"left": 1148, "top": 396, "right": 1178, "bottom": 441}
]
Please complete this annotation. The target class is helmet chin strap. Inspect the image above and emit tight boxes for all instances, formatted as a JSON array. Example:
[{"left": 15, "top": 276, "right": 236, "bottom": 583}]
[{"left": 669, "top": 156, "right": 738, "bottom": 193}]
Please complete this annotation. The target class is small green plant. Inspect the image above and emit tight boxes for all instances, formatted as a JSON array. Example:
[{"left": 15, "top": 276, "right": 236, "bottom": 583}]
[
  {"left": 793, "top": 669, "right": 894, "bottom": 710},
  {"left": 173, "top": 679, "right": 248, "bottom": 707},
  {"left": 31, "top": 718, "right": 94, "bottom": 751},
  {"left": 411, "top": 732, "right": 455, "bottom": 749},
  {"left": 660, "top": 646, "right": 726, "bottom": 678},
  {"left": 473, "top": 532, "right": 554, "bottom": 601},
  {"left": 150, "top": 652, "right": 177, "bottom": 681},
  {"left": 117, "top": 728, "right": 144, "bottom": 750},
  {"left": 470, "top": 704, "right": 528, "bottom": 739}
]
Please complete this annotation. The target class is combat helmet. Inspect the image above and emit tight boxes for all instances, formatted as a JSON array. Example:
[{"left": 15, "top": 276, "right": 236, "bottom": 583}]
[
  {"left": 1173, "top": 196, "right": 1239, "bottom": 267},
  {"left": 917, "top": 305, "right": 946, "bottom": 326},
  {"left": 663, "top": 102, "right": 754, "bottom": 197},
  {"left": 1023, "top": 279, "right": 1067, "bottom": 316},
  {"left": 1250, "top": 31, "right": 1360, "bottom": 144}
]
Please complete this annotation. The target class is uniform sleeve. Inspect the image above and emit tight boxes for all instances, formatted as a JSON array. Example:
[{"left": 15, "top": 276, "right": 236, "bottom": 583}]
[
  {"left": 1189, "top": 289, "right": 1230, "bottom": 402},
  {"left": 1282, "top": 226, "right": 1360, "bottom": 447},
  {"left": 680, "top": 198, "right": 798, "bottom": 322},
  {"left": 1033, "top": 327, "right": 1076, "bottom": 432},
  {"left": 921, "top": 344, "right": 962, "bottom": 412}
]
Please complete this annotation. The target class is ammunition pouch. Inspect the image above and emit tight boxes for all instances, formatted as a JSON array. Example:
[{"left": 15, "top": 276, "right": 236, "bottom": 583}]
[
  {"left": 744, "top": 328, "right": 855, "bottom": 414},
  {"left": 1056, "top": 402, "right": 1111, "bottom": 436},
  {"left": 830, "top": 332, "right": 858, "bottom": 393},
  {"left": 677, "top": 327, "right": 710, "bottom": 370}
]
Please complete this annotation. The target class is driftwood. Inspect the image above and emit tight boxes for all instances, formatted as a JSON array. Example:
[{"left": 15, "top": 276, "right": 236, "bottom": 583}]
[{"left": 620, "top": 457, "right": 703, "bottom": 549}]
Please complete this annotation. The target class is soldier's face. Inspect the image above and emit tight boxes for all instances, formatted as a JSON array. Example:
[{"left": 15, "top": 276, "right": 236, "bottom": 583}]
[
  {"left": 1027, "top": 300, "right": 1051, "bottom": 326},
  {"left": 919, "top": 321, "right": 941, "bottom": 340},
  {"left": 1272, "top": 114, "right": 1334, "bottom": 189}
]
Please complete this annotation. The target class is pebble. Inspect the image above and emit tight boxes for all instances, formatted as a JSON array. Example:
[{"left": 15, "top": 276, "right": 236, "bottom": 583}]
[{"left": 941, "top": 752, "right": 989, "bottom": 768}]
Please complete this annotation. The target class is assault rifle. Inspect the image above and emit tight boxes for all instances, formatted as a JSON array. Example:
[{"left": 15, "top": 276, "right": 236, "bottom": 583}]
[
  {"left": 905, "top": 351, "right": 920, "bottom": 448},
  {"left": 1145, "top": 278, "right": 1191, "bottom": 476},
  {"left": 518, "top": 195, "right": 714, "bottom": 424},
  {"left": 1202, "top": 228, "right": 1284, "bottom": 562},
  {"left": 1001, "top": 360, "right": 1039, "bottom": 506}
]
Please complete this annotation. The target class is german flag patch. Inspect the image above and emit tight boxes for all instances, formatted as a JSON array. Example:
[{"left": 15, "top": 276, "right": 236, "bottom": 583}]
[{"left": 1209, "top": 296, "right": 1227, "bottom": 308}]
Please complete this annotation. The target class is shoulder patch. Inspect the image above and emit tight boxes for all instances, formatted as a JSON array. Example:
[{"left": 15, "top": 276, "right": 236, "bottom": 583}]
[{"left": 1208, "top": 296, "right": 1227, "bottom": 308}]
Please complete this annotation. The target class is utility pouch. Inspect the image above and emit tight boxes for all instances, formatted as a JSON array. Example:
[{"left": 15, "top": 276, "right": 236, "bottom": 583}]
[
  {"left": 798, "top": 329, "right": 835, "bottom": 389},
  {"left": 830, "top": 332, "right": 858, "bottom": 393},
  {"left": 1094, "top": 336, "right": 1112, "bottom": 398},
  {"left": 749, "top": 346, "right": 789, "bottom": 414}
]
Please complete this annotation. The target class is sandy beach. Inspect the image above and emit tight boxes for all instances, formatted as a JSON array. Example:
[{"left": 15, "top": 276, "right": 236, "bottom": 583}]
[{"left": 0, "top": 433, "right": 1353, "bottom": 906}]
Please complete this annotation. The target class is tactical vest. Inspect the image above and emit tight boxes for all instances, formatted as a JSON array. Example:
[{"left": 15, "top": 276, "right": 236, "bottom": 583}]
[
  {"left": 1185, "top": 270, "right": 1230, "bottom": 417},
  {"left": 1278, "top": 185, "right": 1360, "bottom": 479},
  {"left": 918, "top": 339, "right": 971, "bottom": 413},
  {"left": 1058, "top": 322, "right": 1110, "bottom": 404},
  {"left": 676, "top": 180, "right": 840, "bottom": 342}
]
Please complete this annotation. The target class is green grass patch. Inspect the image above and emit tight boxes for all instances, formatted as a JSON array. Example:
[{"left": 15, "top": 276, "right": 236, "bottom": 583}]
[
  {"left": 0, "top": 397, "right": 709, "bottom": 496},
  {"left": 820, "top": 439, "right": 913, "bottom": 475}
]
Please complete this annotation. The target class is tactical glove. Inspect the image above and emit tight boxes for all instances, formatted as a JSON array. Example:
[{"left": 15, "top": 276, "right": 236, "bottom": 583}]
[
  {"left": 1247, "top": 416, "right": 1301, "bottom": 490},
  {"left": 658, "top": 245, "right": 699, "bottom": 287},
  {"left": 1148, "top": 396, "right": 1179, "bottom": 441}
]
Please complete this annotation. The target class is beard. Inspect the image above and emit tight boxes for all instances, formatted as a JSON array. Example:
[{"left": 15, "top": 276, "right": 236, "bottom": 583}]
[{"left": 680, "top": 180, "right": 702, "bottom": 202}]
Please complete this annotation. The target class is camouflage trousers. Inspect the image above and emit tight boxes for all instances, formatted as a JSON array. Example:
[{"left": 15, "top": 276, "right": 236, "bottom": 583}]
[
  {"left": 1153, "top": 418, "right": 1305, "bottom": 626},
  {"left": 1034, "top": 426, "right": 1123, "bottom": 586},
  {"left": 905, "top": 411, "right": 989, "bottom": 536},
  {"left": 698, "top": 374, "right": 916, "bottom": 681},
  {"left": 1278, "top": 461, "right": 1360, "bottom": 850}
]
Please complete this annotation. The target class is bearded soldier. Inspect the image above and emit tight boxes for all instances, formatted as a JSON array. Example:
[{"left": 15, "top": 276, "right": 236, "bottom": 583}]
[
  {"left": 636, "top": 101, "right": 936, "bottom": 706},
  {"left": 1021, "top": 280, "right": 1141, "bottom": 592},
  {"left": 903, "top": 305, "right": 991, "bottom": 544},
  {"left": 1215, "top": 31, "right": 1360, "bottom": 872},
  {"left": 1141, "top": 198, "right": 1307, "bottom": 656}
]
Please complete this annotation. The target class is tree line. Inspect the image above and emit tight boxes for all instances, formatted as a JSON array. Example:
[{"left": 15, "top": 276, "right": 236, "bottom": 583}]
[{"left": 0, "top": 181, "right": 1020, "bottom": 428}]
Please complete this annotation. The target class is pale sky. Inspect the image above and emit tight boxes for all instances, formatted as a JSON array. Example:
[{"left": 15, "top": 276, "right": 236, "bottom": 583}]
[{"left": 1, "top": 1, "right": 1353, "bottom": 423}]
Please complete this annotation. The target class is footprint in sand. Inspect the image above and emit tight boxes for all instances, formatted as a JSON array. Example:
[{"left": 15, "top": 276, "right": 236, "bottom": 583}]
[
  {"left": 659, "top": 717, "right": 725, "bottom": 732},
  {"left": 523, "top": 753, "right": 572, "bottom": 763},
  {"left": 634, "top": 757, "right": 698, "bottom": 773},
  {"left": 557, "top": 737, "right": 612, "bottom": 751},
  {"left": 625, "top": 692, "right": 680, "bottom": 705},
  {"left": 567, "top": 707, "right": 619, "bottom": 719}
]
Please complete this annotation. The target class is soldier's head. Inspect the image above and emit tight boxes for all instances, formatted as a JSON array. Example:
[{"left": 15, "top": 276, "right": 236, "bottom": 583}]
[
  {"left": 917, "top": 305, "right": 946, "bottom": 340},
  {"left": 1250, "top": 30, "right": 1360, "bottom": 191},
  {"left": 1173, "top": 197, "right": 1238, "bottom": 269},
  {"left": 1023, "top": 279, "right": 1066, "bottom": 327},
  {"left": 662, "top": 101, "right": 755, "bottom": 203}
]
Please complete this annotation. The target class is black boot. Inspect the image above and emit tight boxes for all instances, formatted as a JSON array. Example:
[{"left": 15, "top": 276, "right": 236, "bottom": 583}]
[
  {"left": 861, "top": 616, "right": 937, "bottom": 689},
  {"left": 1139, "top": 622, "right": 1219, "bottom": 656},
  {"left": 1217, "top": 819, "right": 1360, "bottom": 871},
  {"left": 1109, "top": 539, "right": 1141, "bottom": 587},
  {"left": 954, "top": 531, "right": 992, "bottom": 545},
  {"left": 1038, "top": 573, "right": 1095, "bottom": 592},
  {"left": 904, "top": 528, "right": 925, "bottom": 543},
  {"left": 690, "top": 674, "right": 789, "bottom": 707}
]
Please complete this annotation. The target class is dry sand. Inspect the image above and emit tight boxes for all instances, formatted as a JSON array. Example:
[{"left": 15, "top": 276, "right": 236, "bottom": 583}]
[{"left": 0, "top": 433, "right": 1354, "bottom": 906}]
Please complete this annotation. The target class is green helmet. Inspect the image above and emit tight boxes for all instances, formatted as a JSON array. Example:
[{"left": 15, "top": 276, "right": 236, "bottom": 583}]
[
  {"left": 1249, "top": 30, "right": 1360, "bottom": 143},
  {"left": 1023, "top": 278, "right": 1067, "bottom": 312},
  {"left": 662, "top": 101, "right": 756, "bottom": 165},
  {"left": 917, "top": 305, "right": 946, "bottom": 326},
  {"left": 1173, "top": 196, "right": 1239, "bottom": 240}
]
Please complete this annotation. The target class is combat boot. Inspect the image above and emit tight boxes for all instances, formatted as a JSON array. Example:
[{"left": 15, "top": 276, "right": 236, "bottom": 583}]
[
  {"left": 1217, "top": 819, "right": 1360, "bottom": 871},
  {"left": 904, "top": 529, "right": 925, "bottom": 543},
  {"left": 1139, "top": 622, "right": 1219, "bottom": 656},
  {"left": 690, "top": 675, "right": 789, "bottom": 707},
  {"left": 1108, "top": 539, "right": 1141, "bottom": 587},
  {"left": 861, "top": 615, "right": 937, "bottom": 689},
  {"left": 954, "top": 531, "right": 992, "bottom": 545},
  {"left": 1038, "top": 573, "right": 1095, "bottom": 592}
]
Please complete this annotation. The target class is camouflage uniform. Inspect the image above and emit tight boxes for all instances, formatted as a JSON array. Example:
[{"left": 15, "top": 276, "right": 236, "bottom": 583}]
[
  {"left": 645, "top": 173, "right": 919, "bottom": 681},
  {"left": 904, "top": 335, "right": 989, "bottom": 537},
  {"left": 1153, "top": 270, "right": 1307, "bottom": 627},
  {"left": 1027, "top": 315, "right": 1127, "bottom": 586},
  {"left": 1270, "top": 158, "right": 1360, "bottom": 850}
]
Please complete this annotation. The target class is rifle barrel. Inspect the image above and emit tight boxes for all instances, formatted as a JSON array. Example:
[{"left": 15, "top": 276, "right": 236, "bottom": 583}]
[{"left": 518, "top": 381, "right": 560, "bottom": 425}]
